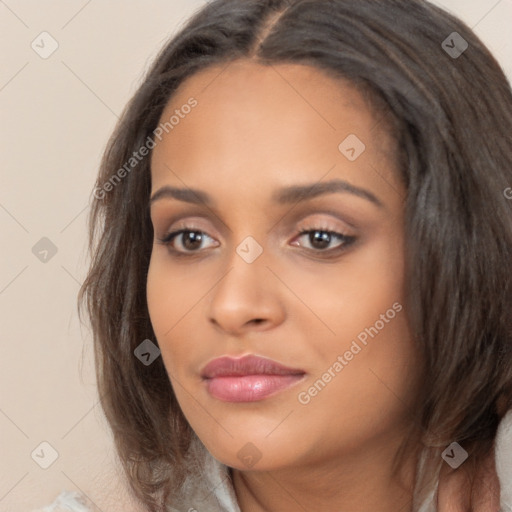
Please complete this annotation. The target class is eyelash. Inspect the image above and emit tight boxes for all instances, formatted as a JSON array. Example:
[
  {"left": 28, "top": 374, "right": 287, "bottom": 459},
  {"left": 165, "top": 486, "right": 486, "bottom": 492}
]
[{"left": 157, "top": 224, "right": 356, "bottom": 259}]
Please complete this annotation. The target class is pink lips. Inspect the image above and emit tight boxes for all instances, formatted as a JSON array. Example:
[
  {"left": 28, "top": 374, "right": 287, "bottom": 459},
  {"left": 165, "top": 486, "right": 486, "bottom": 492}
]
[{"left": 201, "top": 355, "right": 306, "bottom": 402}]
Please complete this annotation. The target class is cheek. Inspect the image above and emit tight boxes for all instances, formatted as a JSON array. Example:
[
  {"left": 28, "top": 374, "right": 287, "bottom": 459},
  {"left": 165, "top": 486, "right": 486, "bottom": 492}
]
[
  {"left": 299, "top": 230, "right": 407, "bottom": 357},
  {"left": 147, "top": 259, "right": 172, "bottom": 338},
  {"left": 146, "top": 254, "right": 220, "bottom": 383},
  {"left": 302, "top": 230, "right": 416, "bottom": 401},
  {"left": 310, "top": 310, "right": 417, "bottom": 432},
  {"left": 146, "top": 255, "right": 206, "bottom": 336},
  {"left": 146, "top": 258, "right": 192, "bottom": 366},
  {"left": 295, "top": 280, "right": 416, "bottom": 456}
]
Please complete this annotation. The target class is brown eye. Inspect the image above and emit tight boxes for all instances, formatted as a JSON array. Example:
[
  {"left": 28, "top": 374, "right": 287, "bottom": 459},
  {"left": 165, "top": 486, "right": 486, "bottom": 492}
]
[
  {"left": 306, "top": 230, "right": 333, "bottom": 250},
  {"left": 159, "top": 229, "right": 217, "bottom": 253},
  {"left": 292, "top": 228, "right": 356, "bottom": 254}
]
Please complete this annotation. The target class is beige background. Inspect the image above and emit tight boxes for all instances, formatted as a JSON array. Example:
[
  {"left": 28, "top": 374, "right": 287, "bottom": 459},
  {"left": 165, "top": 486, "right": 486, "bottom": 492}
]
[{"left": 1, "top": 1, "right": 511, "bottom": 511}]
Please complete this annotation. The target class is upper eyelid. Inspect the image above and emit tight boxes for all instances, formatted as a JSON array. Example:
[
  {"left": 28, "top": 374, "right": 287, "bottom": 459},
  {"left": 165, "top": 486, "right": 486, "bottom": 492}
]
[
  {"left": 153, "top": 209, "right": 358, "bottom": 234},
  {"left": 150, "top": 202, "right": 364, "bottom": 230},
  {"left": 150, "top": 208, "right": 231, "bottom": 236}
]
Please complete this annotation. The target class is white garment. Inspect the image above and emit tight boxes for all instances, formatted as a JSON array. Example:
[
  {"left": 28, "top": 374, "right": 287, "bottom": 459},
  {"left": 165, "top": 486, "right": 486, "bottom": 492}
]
[
  {"left": 497, "top": 409, "right": 512, "bottom": 511},
  {"left": 32, "top": 491, "right": 92, "bottom": 512},
  {"left": 33, "top": 409, "right": 512, "bottom": 512}
]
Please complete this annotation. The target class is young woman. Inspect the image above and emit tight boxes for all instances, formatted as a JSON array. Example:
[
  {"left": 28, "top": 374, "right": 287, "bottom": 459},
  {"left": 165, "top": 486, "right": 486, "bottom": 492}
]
[{"left": 41, "top": 0, "right": 512, "bottom": 510}]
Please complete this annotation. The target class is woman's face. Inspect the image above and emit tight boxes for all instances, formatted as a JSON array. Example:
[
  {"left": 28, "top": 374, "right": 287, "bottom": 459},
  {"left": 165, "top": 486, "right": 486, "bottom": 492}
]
[{"left": 147, "top": 60, "right": 419, "bottom": 471}]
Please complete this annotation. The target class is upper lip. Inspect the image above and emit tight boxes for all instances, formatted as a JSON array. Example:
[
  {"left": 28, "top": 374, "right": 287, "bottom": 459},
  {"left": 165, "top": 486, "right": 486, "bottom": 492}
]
[{"left": 201, "top": 355, "right": 305, "bottom": 379}]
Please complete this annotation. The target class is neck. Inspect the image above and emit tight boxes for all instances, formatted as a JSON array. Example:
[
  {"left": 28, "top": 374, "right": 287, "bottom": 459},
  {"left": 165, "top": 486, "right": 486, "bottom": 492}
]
[{"left": 231, "top": 432, "right": 420, "bottom": 512}]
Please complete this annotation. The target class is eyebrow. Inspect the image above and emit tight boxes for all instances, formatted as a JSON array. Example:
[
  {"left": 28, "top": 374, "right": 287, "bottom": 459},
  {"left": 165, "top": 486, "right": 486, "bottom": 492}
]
[{"left": 149, "top": 179, "right": 384, "bottom": 209}]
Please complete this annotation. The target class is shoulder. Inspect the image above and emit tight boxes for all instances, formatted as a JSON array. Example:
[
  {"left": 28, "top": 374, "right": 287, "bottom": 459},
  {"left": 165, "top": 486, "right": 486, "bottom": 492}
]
[{"left": 495, "top": 409, "right": 512, "bottom": 511}]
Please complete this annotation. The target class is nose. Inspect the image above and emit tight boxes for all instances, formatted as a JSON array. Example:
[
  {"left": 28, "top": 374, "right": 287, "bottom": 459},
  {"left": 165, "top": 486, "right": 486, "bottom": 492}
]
[{"left": 206, "top": 250, "right": 285, "bottom": 336}]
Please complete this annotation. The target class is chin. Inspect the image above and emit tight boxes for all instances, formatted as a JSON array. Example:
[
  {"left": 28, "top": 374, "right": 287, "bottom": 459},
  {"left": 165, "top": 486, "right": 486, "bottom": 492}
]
[{"left": 196, "top": 425, "right": 308, "bottom": 472}]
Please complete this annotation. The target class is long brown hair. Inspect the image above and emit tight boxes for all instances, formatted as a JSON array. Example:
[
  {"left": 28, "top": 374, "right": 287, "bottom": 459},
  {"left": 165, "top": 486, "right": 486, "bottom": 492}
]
[{"left": 78, "top": 0, "right": 512, "bottom": 510}]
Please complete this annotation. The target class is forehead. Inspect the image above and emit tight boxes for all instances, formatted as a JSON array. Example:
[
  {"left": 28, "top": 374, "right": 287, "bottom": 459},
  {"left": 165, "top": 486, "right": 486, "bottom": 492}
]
[{"left": 150, "top": 59, "right": 397, "bottom": 199}]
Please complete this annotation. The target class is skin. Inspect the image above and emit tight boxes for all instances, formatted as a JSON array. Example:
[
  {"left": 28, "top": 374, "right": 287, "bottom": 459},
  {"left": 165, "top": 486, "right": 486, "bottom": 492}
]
[{"left": 146, "top": 60, "right": 498, "bottom": 511}]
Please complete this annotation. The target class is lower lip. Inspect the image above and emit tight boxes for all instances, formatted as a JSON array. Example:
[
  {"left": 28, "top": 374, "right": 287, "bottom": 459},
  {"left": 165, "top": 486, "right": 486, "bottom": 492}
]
[{"left": 205, "top": 374, "right": 304, "bottom": 402}]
